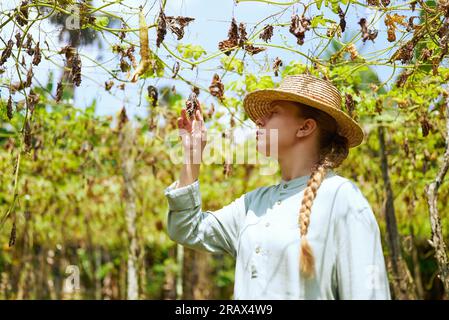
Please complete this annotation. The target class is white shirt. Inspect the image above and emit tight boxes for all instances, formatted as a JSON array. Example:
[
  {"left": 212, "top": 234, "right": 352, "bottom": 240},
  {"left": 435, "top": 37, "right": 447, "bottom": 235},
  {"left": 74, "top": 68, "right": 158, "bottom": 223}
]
[{"left": 164, "top": 170, "right": 391, "bottom": 300}]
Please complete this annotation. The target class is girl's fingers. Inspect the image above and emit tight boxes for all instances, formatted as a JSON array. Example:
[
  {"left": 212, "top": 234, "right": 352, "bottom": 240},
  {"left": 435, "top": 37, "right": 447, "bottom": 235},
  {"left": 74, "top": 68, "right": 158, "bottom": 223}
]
[
  {"left": 181, "top": 109, "right": 190, "bottom": 127},
  {"left": 177, "top": 117, "right": 183, "bottom": 129}
]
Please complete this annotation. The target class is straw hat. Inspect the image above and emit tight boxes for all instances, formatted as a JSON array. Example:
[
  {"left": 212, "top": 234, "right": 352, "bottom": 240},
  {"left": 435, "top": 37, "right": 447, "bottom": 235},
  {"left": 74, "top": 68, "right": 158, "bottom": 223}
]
[{"left": 243, "top": 74, "right": 364, "bottom": 148}]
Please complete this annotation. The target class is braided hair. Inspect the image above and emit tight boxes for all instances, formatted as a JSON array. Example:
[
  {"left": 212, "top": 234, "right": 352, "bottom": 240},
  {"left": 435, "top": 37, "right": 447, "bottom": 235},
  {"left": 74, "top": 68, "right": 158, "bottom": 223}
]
[{"left": 293, "top": 102, "right": 350, "bottom": 278}]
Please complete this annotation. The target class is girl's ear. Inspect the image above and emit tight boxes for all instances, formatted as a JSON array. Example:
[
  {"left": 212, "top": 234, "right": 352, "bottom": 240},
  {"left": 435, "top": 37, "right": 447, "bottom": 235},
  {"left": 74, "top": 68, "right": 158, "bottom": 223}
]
[{"left": 296, "top": 118, "right": 317, "bottom": 138}]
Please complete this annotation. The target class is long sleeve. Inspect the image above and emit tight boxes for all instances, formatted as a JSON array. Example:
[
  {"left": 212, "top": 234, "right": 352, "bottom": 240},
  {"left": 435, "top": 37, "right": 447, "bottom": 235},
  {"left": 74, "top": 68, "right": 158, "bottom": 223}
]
[
  {"left": 334, "top": 189, "right": 391, "bottom": 300},
  {"left": 164, "top": 179, "right": 246, "bottom": 258}
]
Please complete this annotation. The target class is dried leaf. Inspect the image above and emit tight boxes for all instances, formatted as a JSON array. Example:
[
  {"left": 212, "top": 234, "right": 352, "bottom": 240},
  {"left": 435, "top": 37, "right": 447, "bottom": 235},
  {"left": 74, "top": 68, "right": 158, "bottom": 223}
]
[
  {"left": 105, "top": 80, "right": 114, "bottom": 91},
  {"left": 56, "top": 81, "right": 63, "bottom": 102},
  {"left": 118, "top": 107, "right": 128, "bottom": 131},
  {"left": 72, "top": 52, "right": 82, "bottom": 86},
  {"left": 260, "top": 24, "right": 274, "bottom": 42},
  {"left": 24, "top": 118, "right": 32, "bottom": 152},
  {"left": 15, "top": 32, "right": 22, "bottom": 48},
  {"left": 27, "top": 90, "right": 39, "bottom": 114},
  {"left": 209, "top": 73, "right": 224, "bottom": 101},
  {"left": 218, "top": 18, "right": 239, "bottom": 55},
  {"left": 420, "top": 116, "right": 431, "bottom": 137},
  {"left": 8, "top": 222, "right": 16, "bottom": 247},
  {"left": 186, "top": 91, "right": 199, "bottom": 119},
  {"left": 345, "top": 93, "right": 356, "bottom": 120},
  {"left": 289, "top": 14, "right": 311, "bottom": 45},
  {"left": 0, "top": 40, "right": 14, "bottom": 66},
  {"left": 338, "top": 7, "right": 346, "bottom": 33},
  {"left": 385, "top": 13, "right": 407, "bottom": 42},
  {"left": 358, "top": 18, "right": 378, "bottom": 43},
  {"left": 156, "top": 8, "right": 167, "bottom": 48},
  {"left": 32, "top": 42, "right": 42, "bottom": 66},
  {"left": 15, "top": 0, "right": 29, "bottom": 27},
  {"left": 147, "top": 85, "right": 158, "bottom": 108},
  {"left": 7, "top": 96, "right": 13, "bottom": 120},
  {"left": 166, "top": 16, "right": 195, "bottom": 40},
  {"left": 273, "top": 57, "right": 283, "bottom": 76}
]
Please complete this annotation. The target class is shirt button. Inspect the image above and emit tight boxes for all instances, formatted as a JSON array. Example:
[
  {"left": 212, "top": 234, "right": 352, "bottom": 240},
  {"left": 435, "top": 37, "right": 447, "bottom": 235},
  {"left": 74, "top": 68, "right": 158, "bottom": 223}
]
[
  {"left": 255, "top": 246, "right": 261, "bottom": 254},
  {"left": 277, "top": 200, "right": 281, "bottom": 205},
  {"left": 283, "top": 184, "right": 288, "bottom": 189},
  {"left": 265, "top": 222, "right": 270, "bottom": 227}
]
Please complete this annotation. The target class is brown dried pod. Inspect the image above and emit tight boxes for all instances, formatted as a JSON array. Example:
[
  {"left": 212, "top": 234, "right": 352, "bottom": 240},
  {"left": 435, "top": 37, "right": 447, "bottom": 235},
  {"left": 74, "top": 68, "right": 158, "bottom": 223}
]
[
  {"left": 32, "top": 42, "right": 42, "bottom": 66},
  {"left": 260, "top": 24, "right": 274, "bottom": 42},
  {"left": 25, "top": 66, "right": 33, "bottom": 88},
  {"left": 120, "top": 57, "right": 130, "bottom": 72},
  {"left": 345, "top": 93, "right": 356, "bottom": 119},
  {"left": 27, "top": 90, "right": 39, "bottom": 114},
  {"left": 15, "top": 33, "right": 22, "bottom": 48},
  {"left": 15, "top": 0, "right": 29, "bottom": 27},
  {"left": 193, "top": 86, "right": 200, "bottom": 96},
  {"left": 186, "top": 91, "right": 200, "bottom": 119},
  {"left": 147, "top": 85, "right": 158, "bottom": 108},
  {"left": 56, "top": 81, "right": 63, "bottom": 102},
  {"left": 117, "top": 83, "right": 125, "bottom": 90},
  {"left": 396, "top": 41, "right": 414, "bottom": 64},
  {"left": 209, "top": 73, "right": 225, "bottom": 101},
  {"left": 345, "top": 43, "right": 359, "bottom": 60},
  {"left": 119, "top": 22, "right": 126, "bottom": 41},
  {"left": 420, "top": 116, "right": 431, "bottom": 137},
  {"left": 24, "top": 119, "right": 32, "bottom": 151},
  {"left": 25, "top": 34, "right": 34, "bottom": 56},
  {"left": 7, "top": 96, "right": 13, "bottom": 120},
  {"left": 338, "top": 7, "right": 346, "bottom": 33},
  {"left": 156, "top": 8, "right": 167, "bottom": 48},
  {"left": 0, "top": 40, "right": 14, "bottom": 66},
  {"left": 273, "top": 57, "right": 283, "bottom": 76},
  {"left": 126, "top": 45, "right": 137, "bottom": 68},
  {"left": 72, "top": 52, "right": 82, "bottom": 86},
  {"left": 59, "top": 45, "right": 75, "bottom": 60},
  {"left": 289, "top": 14, "right": 311, "bottom": 45},
  {"left": 9, "top": 222, "right": 16, "bottom": 247},
  {"left": 105, "top": 80, "right": 114, "bottom": 91},
  {"left": 118, "top": 106, "right": 128, "bottom": 131},
  {"left": 172, "top": 61, "right": 180, "bottom": 78}
]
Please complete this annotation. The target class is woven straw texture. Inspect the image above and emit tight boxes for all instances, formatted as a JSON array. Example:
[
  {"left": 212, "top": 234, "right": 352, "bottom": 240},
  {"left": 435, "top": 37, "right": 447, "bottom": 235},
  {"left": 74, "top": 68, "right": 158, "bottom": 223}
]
[{"left": 243, "top": 74, "right": 364, "bottom": 148}]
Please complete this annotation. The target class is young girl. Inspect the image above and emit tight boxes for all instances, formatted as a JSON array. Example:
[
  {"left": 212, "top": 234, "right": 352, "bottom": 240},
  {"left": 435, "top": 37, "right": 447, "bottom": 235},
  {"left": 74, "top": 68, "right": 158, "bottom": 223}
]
[{"left": 164, "top": 74, "right": 391, "bottom": 300}]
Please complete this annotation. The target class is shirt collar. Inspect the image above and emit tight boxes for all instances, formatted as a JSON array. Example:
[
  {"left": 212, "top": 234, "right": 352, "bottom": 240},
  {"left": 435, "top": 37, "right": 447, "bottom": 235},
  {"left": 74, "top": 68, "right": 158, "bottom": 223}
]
[{"left": 278, "top": 169, "right": 336, "bottom": 191}]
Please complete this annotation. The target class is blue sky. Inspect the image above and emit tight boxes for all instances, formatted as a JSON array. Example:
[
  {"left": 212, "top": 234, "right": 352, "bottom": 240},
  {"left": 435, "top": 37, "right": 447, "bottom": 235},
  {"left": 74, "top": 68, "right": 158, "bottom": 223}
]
[{"left": 1, "top": 0, "right": 415, "bottom": 122}]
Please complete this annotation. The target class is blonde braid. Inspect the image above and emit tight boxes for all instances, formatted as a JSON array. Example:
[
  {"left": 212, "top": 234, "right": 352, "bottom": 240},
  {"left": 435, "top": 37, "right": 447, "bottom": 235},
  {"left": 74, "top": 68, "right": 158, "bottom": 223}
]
[{"left": 298, "top": 134, "right": 349, "bottom": 278}]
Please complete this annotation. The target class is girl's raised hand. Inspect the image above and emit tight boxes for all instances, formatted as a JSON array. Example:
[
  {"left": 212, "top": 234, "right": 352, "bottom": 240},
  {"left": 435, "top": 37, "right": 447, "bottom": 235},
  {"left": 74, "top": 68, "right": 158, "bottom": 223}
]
[{"left": 177, "top": 101, "right": 207, "bottom": 164}]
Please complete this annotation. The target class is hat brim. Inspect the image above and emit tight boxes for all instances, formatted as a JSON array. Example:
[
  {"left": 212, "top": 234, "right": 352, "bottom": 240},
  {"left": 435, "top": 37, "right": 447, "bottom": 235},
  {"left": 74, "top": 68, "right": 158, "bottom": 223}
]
[{"left": 243, "top": 88, "right": 364, "bottom": 148}]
